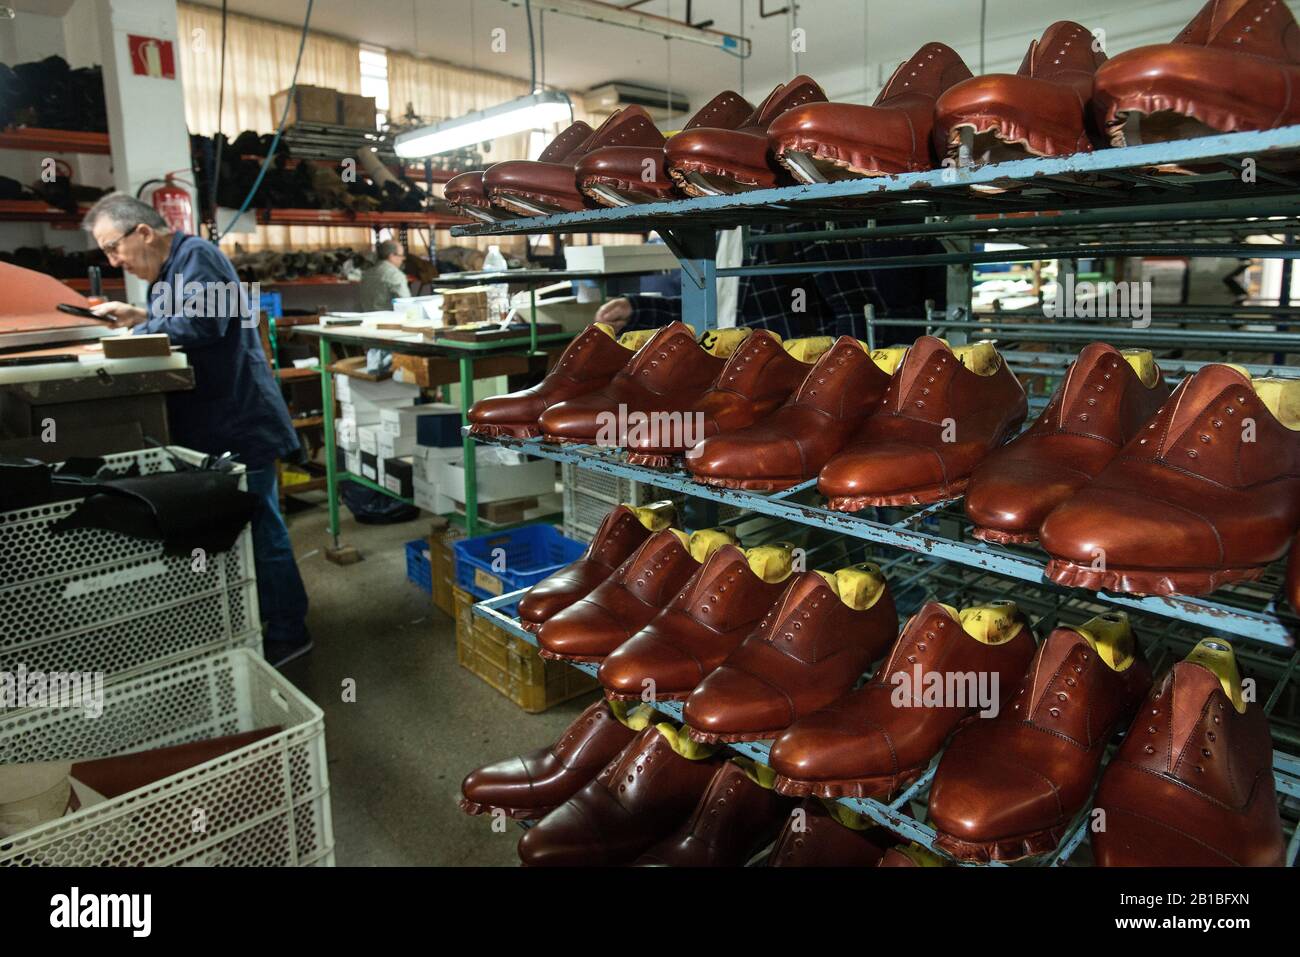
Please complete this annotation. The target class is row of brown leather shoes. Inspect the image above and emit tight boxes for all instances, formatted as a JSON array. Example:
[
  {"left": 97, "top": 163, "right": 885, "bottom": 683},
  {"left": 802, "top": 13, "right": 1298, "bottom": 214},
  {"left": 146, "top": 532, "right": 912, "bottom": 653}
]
[{"left": 448, "top": 0, "right": 1300, "bottom": 219}]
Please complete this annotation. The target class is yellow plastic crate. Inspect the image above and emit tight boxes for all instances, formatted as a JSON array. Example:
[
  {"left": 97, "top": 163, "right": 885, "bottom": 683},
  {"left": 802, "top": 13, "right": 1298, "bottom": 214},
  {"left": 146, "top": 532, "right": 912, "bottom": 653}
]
[{"left": 452, "top": 587, "right": 598, "bottom": 713}]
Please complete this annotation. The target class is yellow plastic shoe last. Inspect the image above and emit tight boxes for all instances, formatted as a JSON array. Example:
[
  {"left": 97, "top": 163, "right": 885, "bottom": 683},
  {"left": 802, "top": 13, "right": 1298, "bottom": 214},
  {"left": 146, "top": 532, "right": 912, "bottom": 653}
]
[
  {"left": 832, "top": 562, "right": 887, "bottom": 611},
  {"left": 783, "top": 336, "right": 834, "bottom": 363},
  {"left": 1073, "top": 611, "right": 1137, "bottom": 672},
  {"left": 744, "top": 543, "right": 796, "bottom": 584},
  {"left": 731, "top": 756, "right": 779, "bottom": 790},
  {"left": 1253, "top": 376, "right": 1300, "bottom": 430},
  {"left": 870, "top": 345, "right": 909, "bottom": 374},
  {"left": 608, "top": 699, "right": 659, "bottom": 731},
  {"left": 617, "top": 327, "right": 660, "bottom": 351},
  {"left": 657, "top": 722, "right": 717, "bottom": 759},
  {"left": 668, "top": 527, "right": 738, "bottom": 563},
  {"left": 627, "top": 500, "right": 677, "bottom": 531},
  {"left": 818, "top": 798, "right": 874, "bottom": 831},
  {"left": 698, "top": 327, "right": 753, "bottom": 358},
  {"left": 951, "top": 339, "right": 1000, "bottom": 376},
  {"left": 1185, "top": 637, "right": 1248, "bottom": 714},
  {"left": 1120, "top": 348, "right": 1159, "bottom": 387},
  {"left": 891, "top": 842, "right": 948, "bottom": 867},
  {"left": 957, "top": 600, "right": 1024, "bottom": 645}
]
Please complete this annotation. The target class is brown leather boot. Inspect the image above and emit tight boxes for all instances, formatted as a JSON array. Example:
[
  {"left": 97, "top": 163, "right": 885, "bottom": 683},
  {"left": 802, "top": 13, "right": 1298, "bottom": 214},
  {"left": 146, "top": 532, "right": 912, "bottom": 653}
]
[
  {"left": 598, "top": 543, "right": 794, "bottom": 701},
  {"left": 766, "top": 799, "right": 890, "bottom": 867},
  {"left": 935, "top": 21, "right": 1106, "bottom": 163},
  {"left": 1092, "top": 638, "right": 1286, "bottom": 866},
  {"left": 928, "top": 613, "right": 1152, "bottom": 863},
  {"left": 516, "top": 723, "right": 723, "bottom": 866},
  {"left": 517, "top": 501, "right": 676, "bottom": 633},
  {"left": 818, "top": 337, "right": 1027, "bottom": 510},
  {"left": 1041, "top": 364, "right": 1300, "bottom": 598},
  {"left": 769, "top": 43, "right": 972, "bottom": 181},
  {"left": 964, "top": 343, "right": 1169, "bottom": 544},
  {"left": 459, "top": 699, "right": 643, "bottom": 820},
  {"left": 683, "top": 564, "right": 898, "bottom": 743},
  {"left": 769, "top": 600, "right": 1036, "bottom": 800},
  {"left": 445, "top": 120, "right": 592, "bottom": 223},
  {"left": 467, "top": 323, "right": 637, "bottom": 439}
]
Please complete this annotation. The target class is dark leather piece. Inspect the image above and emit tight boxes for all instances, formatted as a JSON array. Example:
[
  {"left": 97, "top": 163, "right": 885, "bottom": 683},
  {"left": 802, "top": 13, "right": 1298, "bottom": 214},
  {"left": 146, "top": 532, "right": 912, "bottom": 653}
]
[
  {"left": 598, "top": 544, "right": 788, "bottom": 700},
  {"left": 683, "top": 569, "right": 898, "bottom": 743},
  {"left": 818, "top": 337, "right": 1027, "bottom": 510},
  {"left": 770, "top": 44, "right": 971, "bottom": 179},
  {"left": 516, "top": 725, "right": 723, "bottom": 866},
  {"left": 1092, "top": 658, "right": 1285, "bottom": 867},
  {"left": 769, "top": 602, "right": 1036, "bottom": 800},
  {"left": 517, "top": 503, "right": 661, "bottom": 630},
  {"left": 766, "top": 799, "right": 889, "bottom": 867},
  {"left": 964, "top": 343, "right": 1170, "bottom": 544},
  {"left": 1092, "top": 0, "right": 1300, "bottom": 146},
  {"left": 446, "top": 120, "right": 593, "bottom": 220},
  {"left": 0, "top": 456, "right": 55, "bottom": 510},
  {"left": 935, "top": 21, "right": 1105, "bottom": 161},
  {"left": 468, "top": 325, "right": 634, "bottom": 438},
  {"left": 459, "top": 699, "right": 638, "bottom": 819},
  {"left": 928, "top": 625, "right": 1152, "bottom": 862},
  {"left": 687, "top": 337, "right": 892, "bottom": 491},
  {"left": 634, "top": 760, "right": 795, "bottom": 866},
  {"left": 1040, "top": 364, "right": 1300, "bottom": 598}
]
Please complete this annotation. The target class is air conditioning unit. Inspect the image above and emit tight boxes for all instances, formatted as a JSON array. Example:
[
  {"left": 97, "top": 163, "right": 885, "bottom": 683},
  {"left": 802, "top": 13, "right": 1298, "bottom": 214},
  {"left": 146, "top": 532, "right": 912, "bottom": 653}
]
[{"left": 584, "top": 82, "right": 691, "bottom": 124}]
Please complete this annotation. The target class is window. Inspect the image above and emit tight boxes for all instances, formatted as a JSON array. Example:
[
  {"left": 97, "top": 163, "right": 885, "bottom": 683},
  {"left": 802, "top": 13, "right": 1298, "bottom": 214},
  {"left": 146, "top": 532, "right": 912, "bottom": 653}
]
[{"left": 360, "top": 44, "right": 389, "bottom": 128}]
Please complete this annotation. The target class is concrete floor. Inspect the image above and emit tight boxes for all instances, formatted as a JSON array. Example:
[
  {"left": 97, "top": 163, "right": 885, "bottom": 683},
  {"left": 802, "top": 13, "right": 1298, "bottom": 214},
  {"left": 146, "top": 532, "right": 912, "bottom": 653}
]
[{"left": 276, "top": 494, "right": 592, "bottom": 866}]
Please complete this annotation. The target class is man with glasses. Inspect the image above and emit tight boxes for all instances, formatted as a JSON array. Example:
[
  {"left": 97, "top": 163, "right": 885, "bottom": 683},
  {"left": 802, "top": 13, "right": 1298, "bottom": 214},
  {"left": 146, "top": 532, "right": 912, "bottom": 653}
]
[{"left": 83, "top": 192, "right": 311, "bottom": 668}]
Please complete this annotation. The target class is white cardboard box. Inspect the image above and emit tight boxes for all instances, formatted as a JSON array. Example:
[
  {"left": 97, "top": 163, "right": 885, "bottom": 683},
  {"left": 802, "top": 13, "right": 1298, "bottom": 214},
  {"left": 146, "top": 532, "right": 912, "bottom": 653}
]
[
  {"left": 413, "top": 477, "right": 453, "bottom": 514},
  {"left": 344, "top": 450, "right": 360, "bottom": 475},
  {"left": 436, "top": 454, "right": 555, "bottom": 505},
  {"left": 563, "top": 243, "right": 680, "bottom": 274},
  {"left": 336, "top": 418, "right": 358, "bottom": 451},
  {"left": 413, "top": 445, "right": 461, "bottom": 484},
  {"left": 341, "top": 376, "right": 420, "bottom": 403},
  {"left": 378, "top": 431, "right": 416, "bottom": 460},
  {"left": 358, "top": 425, "right": 379, "bottom": 455},
  {"left": 339, "top": 402, "right": 384, "bottom": 426},
  {"left": 381, "top": 402, "right": 460, "bottom": 438}
]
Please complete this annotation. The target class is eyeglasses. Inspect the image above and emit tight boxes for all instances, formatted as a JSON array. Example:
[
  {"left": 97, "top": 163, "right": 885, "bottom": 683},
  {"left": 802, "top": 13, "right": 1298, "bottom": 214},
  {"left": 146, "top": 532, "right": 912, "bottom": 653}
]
[{"left": 101, "top": 223, "right": 141, "bottom": 256}]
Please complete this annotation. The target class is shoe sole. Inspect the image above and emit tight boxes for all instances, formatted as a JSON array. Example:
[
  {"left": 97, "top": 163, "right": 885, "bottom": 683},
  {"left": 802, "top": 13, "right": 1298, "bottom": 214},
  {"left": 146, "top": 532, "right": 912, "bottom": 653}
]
[
  {"left": 687, "top": 726, "right": 786, "bottom": 744},
  {"left": 690, "top": 474, "right": 807, "bottom": 492},
  {"left": 1043, "top": 558, "right": 1269, "bottom": 597},
  {"left": 601, "top": 688, "right": 690, "bottom": 703},
  {"left": 931, "top": 820, "right": 1071, "bottom": 864},
  {"left": 537, "top": 647, "right": 607, "bottom": 664},
  {"left": 518, "top": 619, "right": 542, "bottom": 634},
  {"left": 971, "top": 525, "right": 1040, "bottom": 546},
  {"left": 625, "top": 451, "right": 680, "bottom": 468},
  {"left": 771, "top": 765, "right": 927, "bottom": 801},
  {"left": 468, "top": 422, "right": 542, "bottom": 439},
  {"left": 823, "top": 478, "right": 969, "bottom": 511},
  {"left": 458, "top": 798, "right": 556, "bottom": 821}
]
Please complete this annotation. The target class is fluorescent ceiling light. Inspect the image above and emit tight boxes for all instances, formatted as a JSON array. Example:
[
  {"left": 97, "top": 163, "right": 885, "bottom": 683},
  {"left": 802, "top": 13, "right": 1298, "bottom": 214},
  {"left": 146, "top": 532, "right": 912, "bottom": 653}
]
[
  {"left": 500, "top": 0, "right": 749, "bottom": 55},
  {"left": 394, "top": 90, "right": 574, "bottom": 158}
]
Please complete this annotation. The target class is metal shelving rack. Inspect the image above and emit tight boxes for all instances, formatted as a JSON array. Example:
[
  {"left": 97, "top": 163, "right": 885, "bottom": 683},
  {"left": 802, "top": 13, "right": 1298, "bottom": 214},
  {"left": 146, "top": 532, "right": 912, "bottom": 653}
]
[{"left": 450, "top": 123, "right": 1300, "bottom": 865}]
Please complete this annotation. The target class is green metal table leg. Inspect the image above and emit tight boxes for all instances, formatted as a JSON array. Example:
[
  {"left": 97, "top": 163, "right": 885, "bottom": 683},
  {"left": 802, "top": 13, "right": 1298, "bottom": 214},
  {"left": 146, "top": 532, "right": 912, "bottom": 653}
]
[
  {"left": 460, "top": 355, "right": 477, "bottom": 538},
  {"left": 320, "top": 336, "right": 341, "bottom": 548}
]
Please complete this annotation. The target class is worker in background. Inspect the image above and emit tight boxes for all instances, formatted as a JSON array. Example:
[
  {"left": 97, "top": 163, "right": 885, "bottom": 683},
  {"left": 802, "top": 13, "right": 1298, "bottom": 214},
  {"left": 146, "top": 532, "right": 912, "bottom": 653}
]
[
  {"left": 360, "top": 239, "right": 410, "bottom": 311},
  {"left": 81, "top": 192, "right": 311, "bottom": 669}
]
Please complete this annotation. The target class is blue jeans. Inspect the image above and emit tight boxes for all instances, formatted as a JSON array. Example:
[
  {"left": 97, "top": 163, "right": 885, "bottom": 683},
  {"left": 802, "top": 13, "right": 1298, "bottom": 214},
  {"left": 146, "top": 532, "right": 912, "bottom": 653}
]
[{"left": 244, "top": 467, "right": 310, "bottom": 644}]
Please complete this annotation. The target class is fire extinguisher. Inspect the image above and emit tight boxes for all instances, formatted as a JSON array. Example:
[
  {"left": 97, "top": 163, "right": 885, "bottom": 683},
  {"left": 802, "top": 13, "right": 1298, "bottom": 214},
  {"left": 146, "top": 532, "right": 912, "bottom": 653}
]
[{"left": 137, "top": 170, "right": 195, "bottom": 234}]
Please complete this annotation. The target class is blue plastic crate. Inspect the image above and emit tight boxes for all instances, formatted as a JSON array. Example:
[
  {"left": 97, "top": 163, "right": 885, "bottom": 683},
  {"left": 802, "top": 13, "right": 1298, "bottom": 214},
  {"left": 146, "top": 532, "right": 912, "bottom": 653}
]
[
  {"left": 453, "top": 525, "right": 586, "bottom": 601},
  {"left": 405, "top": 538, "right": 432, "bottom": 594}
]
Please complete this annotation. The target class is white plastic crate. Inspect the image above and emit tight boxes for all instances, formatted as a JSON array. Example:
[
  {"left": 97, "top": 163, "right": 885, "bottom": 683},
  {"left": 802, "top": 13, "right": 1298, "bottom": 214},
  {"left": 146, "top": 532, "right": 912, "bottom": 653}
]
[
  {"left": 0, "top": 447, "right": 261, "bottom": 704},
  {"left": 0, "top": 648, "right": 332, "bottom": 866},
  {"left": 561, "top": 463, "right": 684, "bottom": 542}
]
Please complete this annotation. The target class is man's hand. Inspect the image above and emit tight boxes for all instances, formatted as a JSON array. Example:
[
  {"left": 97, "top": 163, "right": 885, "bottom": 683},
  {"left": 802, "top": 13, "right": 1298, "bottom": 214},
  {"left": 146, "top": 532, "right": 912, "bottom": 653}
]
[
  {"left": 90, "top": 301, "right": 148, "bottom": 329},
  {"left": 594, "top": 297, "right": 632, "bottom": 334}
]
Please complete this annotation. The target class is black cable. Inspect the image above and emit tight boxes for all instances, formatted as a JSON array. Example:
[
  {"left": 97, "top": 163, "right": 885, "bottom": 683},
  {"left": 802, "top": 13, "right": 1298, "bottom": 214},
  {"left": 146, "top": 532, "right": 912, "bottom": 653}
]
[
  {"left": 524, "top": 0, "right": 537, "bottom": 91},
  {"left": 210, "top": 0, "right": 228, "bottom": 232}
]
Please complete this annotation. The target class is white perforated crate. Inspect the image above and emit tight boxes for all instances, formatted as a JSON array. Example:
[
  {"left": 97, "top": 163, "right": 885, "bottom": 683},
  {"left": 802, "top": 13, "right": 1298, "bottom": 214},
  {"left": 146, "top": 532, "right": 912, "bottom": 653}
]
[
  {"left": 0, "top": 447, "right": 261, "bottom": 703},
  {"left": 0, "top": 648, "right": 332, "bottom": 867},
  {"left": 561, "top": 462, "right": 684, "bottom": 541}
]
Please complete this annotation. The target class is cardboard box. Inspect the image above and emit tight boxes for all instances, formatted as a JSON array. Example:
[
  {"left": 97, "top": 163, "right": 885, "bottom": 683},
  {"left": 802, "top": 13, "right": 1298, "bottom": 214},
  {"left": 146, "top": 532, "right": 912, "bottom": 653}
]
[
  {"left": 344, "top": 450, "right": 360, "bottom": 476},
  {"left": 270, "top": 84, "right": 340, "bottom": 126},
  {"left": 383, "top": 456, "right": 414, "bottom": 499},
  {"left": 563, "top": 243, "right": 680, "bottom": 274},
  {"left": 381, "top": 403, "right": 461, "bottom": 446},
  {"left": 359, "top": 450, "right": 378, "bottom": 482},
  {"left": 336, "top": 418, "right": 358, "bottom": 451},
  {"left": 346, "top": 377, "right": 420, "bottom": 403},
  {"left": 339, "top": 92, "right": 377, "bottom": 129},
  {"left": 101, "top": 334, "right": 170, "bottom": 358},
  {"left": 437, "top": 454, "right": 555, "bottom": 505},
  {"left": 379, "top": 430, "right": 416, "bottom": 460},
  {"left": 413, "top": 445, "right": 461, "bottom": 484},
  {"left": 358, "top": 425, "right": 379, "bottom": 455},
  {"left": 391, "top": 352, "right": 535, "bottom": 388},
  {"left": 431, "top": 527, "right": 465, "bottom": 617},
  {"left": 528, "top": 295, "right": 601, "bottom": 333}
]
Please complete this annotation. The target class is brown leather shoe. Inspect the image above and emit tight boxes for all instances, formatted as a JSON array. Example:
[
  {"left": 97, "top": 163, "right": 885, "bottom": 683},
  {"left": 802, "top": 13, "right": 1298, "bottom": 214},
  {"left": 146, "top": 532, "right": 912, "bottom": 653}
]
[
  {"left": 686, "top": 338, "right": 899, "bottom": 491},
  {"left": 878, "top": 842, "right": 948, "bottom": 867},
  {"left": 625, "top": 332, "right": 833, "bottom": 467},
  {"left": 928, "top": 613, "right": 1152, "bottom": 862},
  {"left": 819, "top": 338, "right": 1027, "bottom": 510},
  {"left": 683, "top": 564, "right": 898, "bottom": 743},
  {"left": 578, "top": 91, "right": 754, "bottom": 207},
  {"left": 517, "top": 501, "right": 676, "bottom": 633},
  {"left": 467, "top": 323, "right": 636, "bottom": 439},
  {"left": 485, "top": 106, "right": 664, "bottom": 216},
  {"left": 445, "top": 120, "right": 592, "bottom": 222},
  {"left": 935, "top": 22, "right": 1105, "bottom": 164},
  {"left": 1093, "top": 0, "right": 1300, "bottom": 147},
  {"left": 537, "top": 527, "right": 735, "bottom": 663},
  {"left": 516, "top": 723, "right": 722, "bottom": 866},
  {"left": 766, "top": 799, "right": 890, "bottom": 867},
  {"left": 665, "top": 76, "right": 826, "bottom": 196},
  {"left": 634, "top": 759, "right": 795, "bottom": 866},
  {"left": 769, "top": 600, "right": 1036, "bottom": 800},
  {"left": 598, "top": 543, "right": 794, "bottom": 701},
  {"left": 769, "top": 44, "right": 971, "bottom": 181},
  {"left": 538, "top": 322, "right": 745, "bottom": 446},
  {"left": 964, "top": 344, "right": 1170, "bottom": 545},
  {"left": 1041, "top": 364, "right": 1300, "bottom": 597},
  {"left": 1092, "top": 639, "right": 1286, "bottom": 867},
  {"left": 459, "top": 699, "right": 643, "bottom": 820}
]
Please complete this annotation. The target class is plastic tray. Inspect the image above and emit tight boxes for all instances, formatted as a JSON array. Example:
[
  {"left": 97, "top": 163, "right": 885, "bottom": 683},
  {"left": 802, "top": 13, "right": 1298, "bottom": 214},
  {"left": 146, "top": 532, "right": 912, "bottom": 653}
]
[{"left": 453, "top": 524, "right": 585, "bottom": 601}]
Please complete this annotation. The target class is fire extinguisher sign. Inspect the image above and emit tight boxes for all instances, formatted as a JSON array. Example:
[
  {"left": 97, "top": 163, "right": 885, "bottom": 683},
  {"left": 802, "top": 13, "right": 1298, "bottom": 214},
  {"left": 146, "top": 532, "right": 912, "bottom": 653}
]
[{"left": 128, "top": 35, "right": 176, "bottom": 80}]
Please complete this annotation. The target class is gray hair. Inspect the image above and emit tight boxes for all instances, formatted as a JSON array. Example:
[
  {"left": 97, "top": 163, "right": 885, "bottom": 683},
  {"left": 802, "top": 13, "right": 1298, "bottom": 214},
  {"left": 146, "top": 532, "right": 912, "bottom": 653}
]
[
  {"left": 81, "top": 191, "right": 168, "bottom": 234},
  {"left": 376, "top": 239, "right": 403, "bottom": 260}
]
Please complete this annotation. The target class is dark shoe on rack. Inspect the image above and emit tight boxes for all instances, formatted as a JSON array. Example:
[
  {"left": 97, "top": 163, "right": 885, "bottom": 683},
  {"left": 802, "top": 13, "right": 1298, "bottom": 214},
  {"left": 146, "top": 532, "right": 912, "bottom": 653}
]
[
  {"left": 467, "top": 322, "right": 637, "bottom": 439},
  {"left": 445, "top": 120, "right": 592, "bottom": 222},
  {"left": 459, "top": 699, "right": 647, "bottom": 820},
  {"left": 818, "top": 337, "right": 1027, "bottom": 510},
  {"left": 516, "top": 722, "right": 723, "bottom": 866},
  {"left": 516, "top": 500, "right": 677, "bottom": 633},
  {"left": 964, "top": 344, "right": 1169, "bottom": 544},
  {"left": 1040, "top": 364, "right": 1300, "bottom": 598},
  {"left": 682, "top": 565, "right": 898, "bottom": 744},
  {"left": 664, "top": 75, "right": 827, "bottom": 196},
  {"left": 769, "top": 600, "right": 1035, "bottom": 800},
  {"left": 769, "top": 43, "right": 972, "bottom": 181},
  {"left": 634, "top": 759, "right": 795, "bottom": 866},
  {"left": 766, "top": 799, "right": 890, "bottom": 867},
  {"left": 935, "top": 21, "right": 1106, "bottom": 164},
  {"left": 598, "top": 543, "right": 794, "bottom": 701},
  {"left": 577, "top": 91, "right": 754, "bottom": 207},
  {"left": 1092, "top": 0, "right": 1300, "bottom": 147},
  {"left": 686, "top": 338, "right": 901, "bottom": 491},
  {"left": 928, "top": 612, "right": 1152, "bottom": 863},
  {"left": 1091, "top": 638, "right": 1286, "bottom": 867}
]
